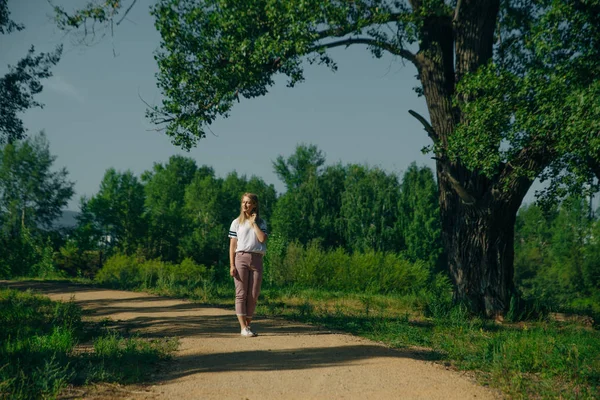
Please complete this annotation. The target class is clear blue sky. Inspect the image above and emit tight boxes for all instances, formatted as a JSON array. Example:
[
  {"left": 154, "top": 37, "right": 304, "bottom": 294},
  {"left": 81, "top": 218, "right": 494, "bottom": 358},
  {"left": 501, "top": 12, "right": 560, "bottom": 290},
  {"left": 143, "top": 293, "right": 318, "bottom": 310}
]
[{"left": 2, "top": 0, "right": 538, "bottom": 211}]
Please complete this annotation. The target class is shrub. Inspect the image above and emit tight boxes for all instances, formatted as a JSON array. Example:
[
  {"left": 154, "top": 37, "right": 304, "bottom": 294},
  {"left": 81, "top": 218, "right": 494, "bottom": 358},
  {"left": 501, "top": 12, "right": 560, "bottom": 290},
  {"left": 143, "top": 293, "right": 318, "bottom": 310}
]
[{"left": 95, "top": 254, "right": 141, "bottom": 288}]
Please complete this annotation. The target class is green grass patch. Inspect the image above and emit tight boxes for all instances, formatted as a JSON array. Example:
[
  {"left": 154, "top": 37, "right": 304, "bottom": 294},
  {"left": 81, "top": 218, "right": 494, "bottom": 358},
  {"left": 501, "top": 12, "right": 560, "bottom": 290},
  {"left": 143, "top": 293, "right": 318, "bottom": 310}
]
[{"left": 0, "top": 288, "right": 178, "bottom": 400}]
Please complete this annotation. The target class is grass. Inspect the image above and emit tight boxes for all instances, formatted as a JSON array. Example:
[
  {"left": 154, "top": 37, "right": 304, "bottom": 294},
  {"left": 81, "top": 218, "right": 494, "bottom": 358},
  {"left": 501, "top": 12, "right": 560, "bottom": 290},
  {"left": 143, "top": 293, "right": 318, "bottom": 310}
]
[
  {"left": 253, "top": 286, "right": 600, "bottom": 399},
  {"left": 0, "top": 288, "right": 178, "bottom": 400}
]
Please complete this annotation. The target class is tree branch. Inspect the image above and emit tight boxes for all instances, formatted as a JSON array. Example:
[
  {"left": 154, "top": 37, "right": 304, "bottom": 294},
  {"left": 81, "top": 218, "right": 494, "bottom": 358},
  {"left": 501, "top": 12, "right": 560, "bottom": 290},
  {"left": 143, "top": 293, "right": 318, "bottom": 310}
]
[
  {"left": 453, "top": 0, "right": 463, "bottom": 22},
  {"left": 408, "top": 110, "right": 476, "bottom": 204},
  {"left": 315, "top": 12, "right": 407, "bottom": 40},
  {"left": 310, "top": 37, "right": 418, "bottom": 66},
  {"left": 116, "top": 0, "right": 139, "bottom": 26},
  {"left": 443, "top": 165, "right": 477, "bottom": 205},
  {"left": 431, "top": 157, "right": 477, "bottom": 205},
  {"left": 408, "top": 109, "right": 438, "bottom": 144}
]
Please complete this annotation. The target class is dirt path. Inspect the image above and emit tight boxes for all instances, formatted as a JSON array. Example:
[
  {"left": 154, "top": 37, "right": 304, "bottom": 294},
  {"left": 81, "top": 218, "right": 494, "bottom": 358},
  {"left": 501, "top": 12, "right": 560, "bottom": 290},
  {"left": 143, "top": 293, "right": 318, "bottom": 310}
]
[{"left": 3, "top": 281, "right": 500, "bottom": 400}]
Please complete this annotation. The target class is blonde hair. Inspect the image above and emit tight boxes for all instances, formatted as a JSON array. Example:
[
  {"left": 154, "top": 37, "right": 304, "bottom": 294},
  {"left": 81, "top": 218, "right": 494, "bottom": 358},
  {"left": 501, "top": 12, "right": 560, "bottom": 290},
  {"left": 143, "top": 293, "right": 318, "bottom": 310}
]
[{"left": 238, "top": 192, "right": 261, "bottom": 225}]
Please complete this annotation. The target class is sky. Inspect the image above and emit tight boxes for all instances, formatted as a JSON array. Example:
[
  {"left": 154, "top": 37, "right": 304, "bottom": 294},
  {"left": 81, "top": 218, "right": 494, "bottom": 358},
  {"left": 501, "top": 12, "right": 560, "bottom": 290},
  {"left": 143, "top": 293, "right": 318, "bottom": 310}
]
[{"left": 1, "top": 0, "right": 538, "bottom": 212}]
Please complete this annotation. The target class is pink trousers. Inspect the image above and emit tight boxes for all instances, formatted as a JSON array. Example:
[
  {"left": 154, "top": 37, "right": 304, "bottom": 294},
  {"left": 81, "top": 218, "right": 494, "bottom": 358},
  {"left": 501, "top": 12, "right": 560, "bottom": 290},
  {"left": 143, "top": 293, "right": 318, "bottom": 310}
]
[{"left": 234, "top": 252, "right": 263, "bottom": 317}]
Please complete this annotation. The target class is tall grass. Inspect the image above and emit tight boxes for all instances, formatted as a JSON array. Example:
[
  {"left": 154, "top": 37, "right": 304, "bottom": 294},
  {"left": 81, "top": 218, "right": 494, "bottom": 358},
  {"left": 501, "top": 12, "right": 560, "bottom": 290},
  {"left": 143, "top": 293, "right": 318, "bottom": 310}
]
[{"left": 0, "top": 288, "right": 177, "bottom": 400}]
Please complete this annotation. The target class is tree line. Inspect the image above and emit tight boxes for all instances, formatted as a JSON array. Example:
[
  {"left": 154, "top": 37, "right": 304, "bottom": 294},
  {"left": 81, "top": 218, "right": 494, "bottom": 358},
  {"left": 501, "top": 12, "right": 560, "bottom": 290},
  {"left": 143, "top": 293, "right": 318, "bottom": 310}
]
[
  {"left": 0, "top": 138, "right": 441, "bottom": 277},
  {"left": 1, "top": 134, "right": 599, "bottom": 313}
]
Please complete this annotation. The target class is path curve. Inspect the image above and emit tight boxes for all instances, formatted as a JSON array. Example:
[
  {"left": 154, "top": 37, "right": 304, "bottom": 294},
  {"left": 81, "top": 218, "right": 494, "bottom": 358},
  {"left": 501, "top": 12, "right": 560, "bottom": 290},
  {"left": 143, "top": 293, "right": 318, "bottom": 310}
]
[{"left": 3, "top": 281, "right": 500, "bottom": 400}]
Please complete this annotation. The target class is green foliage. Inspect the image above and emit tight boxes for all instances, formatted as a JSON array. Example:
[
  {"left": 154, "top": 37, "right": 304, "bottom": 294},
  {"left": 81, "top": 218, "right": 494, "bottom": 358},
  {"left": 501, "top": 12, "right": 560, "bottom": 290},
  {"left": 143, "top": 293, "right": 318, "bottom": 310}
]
[
  {"left": 0, "top": 17, "right": 62, "bottom": 144},
  {"left": 53, "top": 239, "right": 102, "bottom": 278},
  {"left": 0, "top": 0, "right": 24, "bottom": 34},
  {"left": 270, "top": 240, "right": 430, "bottom": 294},
  {"left": 0, "top": 133, "right": 74, "bottom": 232},
  {"left": 83, "top": 168, "right": 146, "bottom": 255},
  {"left": 398, "top": 162, "right": 442, "bottom": 269},
  {"left": 340, "top": 164, "right": 402, "bottom": 252},
  {"left": 515, "top": 197, "right": 600, "bottom": 314},
  {"left": 142, "top": 155, "right": 198, "bottom": 262},
  {"left": 271, "top": 163, "right": 346, "bottom": 249},
  {"left": 148, "top": 0, "right": 414, "bottom": 148},
  {"left": 95, "top": 253, "right": 142, "bottom": 289},
  {"left": 421, "top": 273, "right": 454, "bottom": 320},
  {"left": 273, "top": 143, "right": 325, "bottom": 191},
  {"left": 450, "top": 0, "right": 600, "bottom": 200},
  {"left": 0, "top": 133, "right": 74, "bottom": 278},
  {"left": 95, "top": 254, "right": 213, "bottom": 298},
  {"left": 271, "top": 146, "right": 441, "bottom": 265},
  {"left": 0, "top": 228, "right": 63, "bottom": 279}
]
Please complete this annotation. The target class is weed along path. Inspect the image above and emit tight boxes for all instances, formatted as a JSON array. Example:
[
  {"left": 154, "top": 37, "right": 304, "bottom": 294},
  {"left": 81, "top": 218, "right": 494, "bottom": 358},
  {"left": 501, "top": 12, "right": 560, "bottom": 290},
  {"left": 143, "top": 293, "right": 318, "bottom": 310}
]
[{"left": 4, "top": 281, "right": 499, "bottom": 400}]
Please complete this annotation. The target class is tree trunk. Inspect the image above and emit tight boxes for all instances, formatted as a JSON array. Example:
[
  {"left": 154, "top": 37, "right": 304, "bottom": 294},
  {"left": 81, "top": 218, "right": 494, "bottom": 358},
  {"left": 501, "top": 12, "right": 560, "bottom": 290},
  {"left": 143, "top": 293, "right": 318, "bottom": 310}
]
[
  {"left": 413, "top": 0, "right": 533, "bottom": 317},
  {"left": 438, "top": 183, "right": 527, "bottom": 317}
]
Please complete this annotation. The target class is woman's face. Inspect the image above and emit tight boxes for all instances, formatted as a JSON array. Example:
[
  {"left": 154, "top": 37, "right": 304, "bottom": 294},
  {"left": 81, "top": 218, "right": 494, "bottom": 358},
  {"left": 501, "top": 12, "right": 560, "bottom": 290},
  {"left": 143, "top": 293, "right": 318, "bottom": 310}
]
[{"left": 242, "top": 196, "right": 255, "bottom": 215}]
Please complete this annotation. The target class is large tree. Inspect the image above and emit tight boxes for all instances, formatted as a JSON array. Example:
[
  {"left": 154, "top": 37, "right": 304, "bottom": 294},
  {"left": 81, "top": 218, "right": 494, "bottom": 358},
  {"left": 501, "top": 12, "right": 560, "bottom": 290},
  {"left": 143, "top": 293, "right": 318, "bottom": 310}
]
[{"left": 56, "top": 0, "right": 600, "bottom": 316}]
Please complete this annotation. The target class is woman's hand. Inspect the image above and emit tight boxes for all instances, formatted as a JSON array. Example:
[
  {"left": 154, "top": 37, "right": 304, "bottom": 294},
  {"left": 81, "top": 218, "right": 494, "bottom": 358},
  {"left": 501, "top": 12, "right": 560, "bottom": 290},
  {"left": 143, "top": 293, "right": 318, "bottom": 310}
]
[
  {"left": 249, "top": 212, "right": 257, "bottom": 224},
  {"left": 230, "top": 265, "right": 238, "bottom": 279}
]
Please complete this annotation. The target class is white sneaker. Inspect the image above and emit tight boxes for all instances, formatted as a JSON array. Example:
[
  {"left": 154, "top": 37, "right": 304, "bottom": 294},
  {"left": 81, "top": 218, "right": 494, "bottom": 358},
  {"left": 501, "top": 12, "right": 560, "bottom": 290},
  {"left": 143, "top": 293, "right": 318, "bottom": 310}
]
[{"left": 241, "top": 327, "right": 257, "bottom": 337}]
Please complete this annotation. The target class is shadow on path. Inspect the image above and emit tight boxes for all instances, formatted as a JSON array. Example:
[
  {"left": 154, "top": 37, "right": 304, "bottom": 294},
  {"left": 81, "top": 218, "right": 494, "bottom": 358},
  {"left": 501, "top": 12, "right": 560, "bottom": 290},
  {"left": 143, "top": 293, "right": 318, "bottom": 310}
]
[{"left": 155, "top": 344, "right": 430, "bottom": 383}]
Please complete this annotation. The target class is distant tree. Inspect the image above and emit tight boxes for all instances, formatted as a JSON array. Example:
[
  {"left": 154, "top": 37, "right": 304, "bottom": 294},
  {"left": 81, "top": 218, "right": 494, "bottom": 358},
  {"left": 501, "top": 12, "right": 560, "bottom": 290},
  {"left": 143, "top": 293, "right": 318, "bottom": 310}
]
[
  {"left": 84, "top": 168, "right": 146, "bottom": 255},
  {"left": 398, "top": 163, "right": 442, "bottom": 269},
  {"left": 513, "top": 203, "right": 555, "bottom": 293},
  {"left": 515, "top": 197, "right": 600, "bottom": 310},
  {"left": 0, "top": 132, "right": 73, "bottom": 277},
  {"left": 182, "top": 170, "right": 226, "bottom": 266},
  {"left": 273, "top": 144, "right": 325, "bottom": 192},
  {"left": 142, "top": 155, "right": 198, "bottom": 261},
  {"left": 0, "top": 132, "right": 74, "bottom": 235},
  {"left": 340, "top": 164, "right": 401, "bottom": 252},
  {"left": 271, "top": 146, "right": 345, "bottom": 248},
  {"left": 0, "top": 0, "right": 61, "bottom": 144}
]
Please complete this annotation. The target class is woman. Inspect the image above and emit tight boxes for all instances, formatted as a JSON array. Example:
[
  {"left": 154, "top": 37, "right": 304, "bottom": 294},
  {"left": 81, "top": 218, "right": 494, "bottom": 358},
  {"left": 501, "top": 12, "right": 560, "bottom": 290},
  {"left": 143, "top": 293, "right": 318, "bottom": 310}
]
[{"left": 228, "top": 192, "right": 268, "bottom": 337}]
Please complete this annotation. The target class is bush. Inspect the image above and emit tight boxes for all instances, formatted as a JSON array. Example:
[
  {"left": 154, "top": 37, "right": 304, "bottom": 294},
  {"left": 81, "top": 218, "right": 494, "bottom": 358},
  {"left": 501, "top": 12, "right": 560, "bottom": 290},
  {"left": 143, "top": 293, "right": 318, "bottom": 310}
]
[
  {"left": 95, "top": 254, "right": 213, "bottom": 296},
  {"left": 269, "top": 240, "right": 431, "bottom": 294},
  {"left": 95, "top": 254, "right": 141, "bottom": 288}
]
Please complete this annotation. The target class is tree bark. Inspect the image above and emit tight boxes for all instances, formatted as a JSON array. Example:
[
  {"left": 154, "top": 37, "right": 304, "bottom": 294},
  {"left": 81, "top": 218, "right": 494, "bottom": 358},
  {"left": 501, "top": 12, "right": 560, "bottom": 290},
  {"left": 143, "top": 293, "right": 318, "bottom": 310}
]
[
  {"left": 412, "top": 0, "right": 538, "bottom": 316},
  {"left": 438, "top": 175, "right": 533, "bottom": 316}
]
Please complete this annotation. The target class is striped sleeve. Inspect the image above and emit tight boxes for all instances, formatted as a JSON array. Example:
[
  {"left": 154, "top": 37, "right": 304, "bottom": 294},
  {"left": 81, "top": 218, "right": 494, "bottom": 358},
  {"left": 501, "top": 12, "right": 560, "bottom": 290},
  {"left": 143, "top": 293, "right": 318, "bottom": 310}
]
[{"left": 228, "top": 219, "right": 238, "bottom": 238}]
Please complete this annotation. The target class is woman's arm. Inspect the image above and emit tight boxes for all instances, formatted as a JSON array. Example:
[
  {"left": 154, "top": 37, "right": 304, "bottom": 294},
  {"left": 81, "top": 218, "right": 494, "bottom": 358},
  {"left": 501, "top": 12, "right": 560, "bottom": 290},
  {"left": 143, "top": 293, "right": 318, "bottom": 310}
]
[
  {"left": 229, "top": 238, "right": 238, "bottom": 277},
  {"left": 249, "top": 215, "right": 267, "bottom": 243}
]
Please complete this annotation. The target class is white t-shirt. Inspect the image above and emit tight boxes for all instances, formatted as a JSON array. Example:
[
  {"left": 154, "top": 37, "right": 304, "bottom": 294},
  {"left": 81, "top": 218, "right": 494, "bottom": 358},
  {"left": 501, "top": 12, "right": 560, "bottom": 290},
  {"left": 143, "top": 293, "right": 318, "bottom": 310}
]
[{"left": 228, "top": 218, "right": 268, "bottom": 254}]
